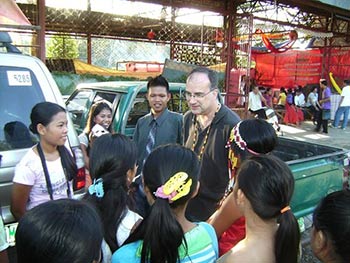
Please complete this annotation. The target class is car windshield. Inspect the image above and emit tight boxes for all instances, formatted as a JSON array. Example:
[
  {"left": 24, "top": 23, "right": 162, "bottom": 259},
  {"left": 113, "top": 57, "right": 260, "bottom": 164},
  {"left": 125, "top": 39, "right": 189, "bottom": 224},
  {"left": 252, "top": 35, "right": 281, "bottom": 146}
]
[{"left": 0, "top": 66, "right": 43, "bottom": 151}]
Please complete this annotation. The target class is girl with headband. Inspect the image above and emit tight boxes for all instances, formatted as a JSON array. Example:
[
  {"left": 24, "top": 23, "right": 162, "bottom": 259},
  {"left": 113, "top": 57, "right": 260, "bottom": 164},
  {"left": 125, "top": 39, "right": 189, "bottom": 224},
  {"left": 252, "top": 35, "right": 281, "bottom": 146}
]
[
  {"left": 217, "top": 155, "right": 300, "bottom": 263},
  {"left": 112, "top": 144, "right": 218, "bottom": 263},
  {"left": 209, "top": 118, "right": 278, "bottom": 255}
]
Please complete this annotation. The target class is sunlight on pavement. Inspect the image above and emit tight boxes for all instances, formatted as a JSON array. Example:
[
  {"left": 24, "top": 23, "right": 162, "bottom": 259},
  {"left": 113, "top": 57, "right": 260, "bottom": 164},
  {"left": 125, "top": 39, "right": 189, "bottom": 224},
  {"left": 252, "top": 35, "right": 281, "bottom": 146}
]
[
  {"left": 304, "top": 133, "right": 329, "bottom": 139},
  {"left": 280, "top": 125, "right": 305, "bottom": 134}
]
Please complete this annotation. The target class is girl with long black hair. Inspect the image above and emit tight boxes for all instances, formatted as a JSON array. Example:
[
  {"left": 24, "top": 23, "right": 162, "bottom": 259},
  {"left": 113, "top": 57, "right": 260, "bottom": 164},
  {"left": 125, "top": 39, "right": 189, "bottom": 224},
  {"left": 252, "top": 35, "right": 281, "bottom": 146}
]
[{"left": 112, "top": 144, "right": 218, "bottom": 263}]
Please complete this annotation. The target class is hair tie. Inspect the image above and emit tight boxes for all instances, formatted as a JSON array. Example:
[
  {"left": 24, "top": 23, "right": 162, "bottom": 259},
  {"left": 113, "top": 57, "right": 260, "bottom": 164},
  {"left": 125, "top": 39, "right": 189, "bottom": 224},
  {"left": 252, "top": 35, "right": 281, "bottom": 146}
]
[
  {"left": 88, "top": 178, "right": 104, "bottom": 198},
  {"left": 154, "top": 172, "right": 192, "bottom": 203},
  {"left": 280, "top": 205, "right": 291, "bottom": 214}
]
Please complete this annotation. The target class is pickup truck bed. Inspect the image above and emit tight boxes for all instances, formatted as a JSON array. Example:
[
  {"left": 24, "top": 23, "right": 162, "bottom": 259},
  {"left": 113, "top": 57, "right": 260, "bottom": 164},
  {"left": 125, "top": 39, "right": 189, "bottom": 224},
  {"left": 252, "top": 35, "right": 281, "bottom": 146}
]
[{"left": 273, "top": 137, "right": 350, "bottom": 218}]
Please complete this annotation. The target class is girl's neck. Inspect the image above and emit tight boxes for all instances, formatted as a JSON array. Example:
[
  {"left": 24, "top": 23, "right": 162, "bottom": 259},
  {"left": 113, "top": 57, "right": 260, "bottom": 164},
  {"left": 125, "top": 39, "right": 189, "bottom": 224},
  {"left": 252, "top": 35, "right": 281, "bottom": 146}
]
[
  {"left": 244, "top": 210, "right": 277, "bottom": 249},
  {"left": 245, "top": 210, "right": 277, "bottom": 239},
  {"left": 228, "top": 212, "right": 276, "bottom": 263},
  {"left": 173, "top": 205, "right": 196, "bottom": 233},
  {"left": 39, "top": 140, "right": 59, "bottom": 160}
]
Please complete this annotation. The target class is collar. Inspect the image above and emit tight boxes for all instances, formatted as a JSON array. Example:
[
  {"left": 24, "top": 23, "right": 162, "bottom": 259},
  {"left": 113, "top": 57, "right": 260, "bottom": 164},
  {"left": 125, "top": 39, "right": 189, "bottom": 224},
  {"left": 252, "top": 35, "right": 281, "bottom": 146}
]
[
  {"left": 210, "top": 104, "right": 225, "bottom": 125},
  {"left": 147, "top": 108, "right": 169, "bottom": 126}
]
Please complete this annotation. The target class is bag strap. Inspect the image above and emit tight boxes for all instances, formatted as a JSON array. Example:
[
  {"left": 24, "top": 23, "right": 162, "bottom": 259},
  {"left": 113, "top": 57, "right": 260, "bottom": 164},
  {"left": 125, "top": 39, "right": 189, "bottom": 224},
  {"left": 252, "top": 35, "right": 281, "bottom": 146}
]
[
  {"left": 58, "top": 145, "right": 72, "bottom": 198},
  {"left": 37, "top": 143, "right": 53, "bottom": 200}
]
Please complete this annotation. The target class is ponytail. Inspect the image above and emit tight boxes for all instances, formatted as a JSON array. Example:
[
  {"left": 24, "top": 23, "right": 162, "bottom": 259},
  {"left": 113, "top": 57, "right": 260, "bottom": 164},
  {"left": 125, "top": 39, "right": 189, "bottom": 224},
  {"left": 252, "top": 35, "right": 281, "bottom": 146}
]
[
  {"left": 85, "top": 172, "right": 129, "bottom": 252},
  {"left": 237, "top": 155, "right": 300, "bottom": 263},
  {"left": 275, "top": 211, "right": 300, "bottom": 263},
  {"left": 138, "top": 199, "right": 185, "bottom": 263},
  {"left": 83, "top": 133, "right": 138, "bottom": 253},
  {"left": 124, "top": 144, "right": 200, "bottom": 263}
]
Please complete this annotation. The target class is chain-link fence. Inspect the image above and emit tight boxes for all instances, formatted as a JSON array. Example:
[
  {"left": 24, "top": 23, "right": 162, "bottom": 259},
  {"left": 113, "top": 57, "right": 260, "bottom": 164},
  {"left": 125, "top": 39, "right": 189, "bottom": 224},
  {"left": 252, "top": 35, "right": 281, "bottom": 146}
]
[{"left": 10, "top": 1, "right": 224, "bottom": 71}]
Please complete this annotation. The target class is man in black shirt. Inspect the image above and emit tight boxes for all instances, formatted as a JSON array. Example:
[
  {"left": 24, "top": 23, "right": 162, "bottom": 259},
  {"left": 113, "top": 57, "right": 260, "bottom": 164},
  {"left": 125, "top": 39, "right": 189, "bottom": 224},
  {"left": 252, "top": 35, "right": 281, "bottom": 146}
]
[{"left": 184, "top": 67, "right": 241, "bottom": 221}]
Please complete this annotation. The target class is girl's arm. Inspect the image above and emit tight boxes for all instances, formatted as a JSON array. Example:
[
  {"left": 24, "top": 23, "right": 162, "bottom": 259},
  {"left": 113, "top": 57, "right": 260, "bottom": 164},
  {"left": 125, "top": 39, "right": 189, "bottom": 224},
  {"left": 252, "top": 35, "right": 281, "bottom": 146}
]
[
  {"left": 10, "top": 183, "right": 32, "bottom": 221},
  {"left": 208, "top": 192, "right": 243, "bottom": 237}
]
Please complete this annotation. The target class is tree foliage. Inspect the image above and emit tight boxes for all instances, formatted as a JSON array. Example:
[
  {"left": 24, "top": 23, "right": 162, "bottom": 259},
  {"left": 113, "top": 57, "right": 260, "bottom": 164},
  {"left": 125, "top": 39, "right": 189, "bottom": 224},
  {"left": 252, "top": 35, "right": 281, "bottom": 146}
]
[{"left": 47, "top": 35, "right": 79, "bottom": 59}]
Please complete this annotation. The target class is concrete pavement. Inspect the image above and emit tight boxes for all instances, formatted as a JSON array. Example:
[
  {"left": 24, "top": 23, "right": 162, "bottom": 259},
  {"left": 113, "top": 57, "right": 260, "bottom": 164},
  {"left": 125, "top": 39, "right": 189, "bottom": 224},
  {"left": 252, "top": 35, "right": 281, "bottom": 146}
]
[{"left": 278, "top": 120, "right": 350, "bottom": 150}]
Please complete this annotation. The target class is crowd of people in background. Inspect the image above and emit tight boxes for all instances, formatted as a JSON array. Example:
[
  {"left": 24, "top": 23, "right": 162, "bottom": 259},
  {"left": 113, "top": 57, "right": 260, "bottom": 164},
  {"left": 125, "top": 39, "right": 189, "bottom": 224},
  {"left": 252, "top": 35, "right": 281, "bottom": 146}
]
[
  {"left": 1, "top": 67, "right": 350, "bottom": 263},
  {"left": 242, "top": 75, "right": 349, "bottom": 133}
]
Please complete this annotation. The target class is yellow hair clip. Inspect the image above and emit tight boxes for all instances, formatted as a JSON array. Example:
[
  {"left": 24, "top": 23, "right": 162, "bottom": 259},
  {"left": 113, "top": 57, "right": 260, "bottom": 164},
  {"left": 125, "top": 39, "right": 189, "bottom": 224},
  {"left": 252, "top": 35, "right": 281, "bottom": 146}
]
[{"left": 154, "top": 172, "right": 192, "bottom": 203}]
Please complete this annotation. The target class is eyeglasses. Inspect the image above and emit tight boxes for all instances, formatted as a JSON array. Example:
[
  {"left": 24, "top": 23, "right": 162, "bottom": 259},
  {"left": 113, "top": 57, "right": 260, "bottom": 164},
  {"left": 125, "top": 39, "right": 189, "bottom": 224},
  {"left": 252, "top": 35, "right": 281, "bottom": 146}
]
[{"left": 184, "top": 89, "right": 214, "bottom": 100}]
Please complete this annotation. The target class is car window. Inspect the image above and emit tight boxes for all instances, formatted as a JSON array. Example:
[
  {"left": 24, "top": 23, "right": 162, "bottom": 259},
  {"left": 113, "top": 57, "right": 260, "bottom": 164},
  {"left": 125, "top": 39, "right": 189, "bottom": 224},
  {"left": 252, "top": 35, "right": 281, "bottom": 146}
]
[
  {"left": 93, "top": 92, "right": 116, "bottom": 106},
  {"left": 171, "top": 91, "right": 188, "bottom": 113},
  {"left": 66, "top": 90, "right": 93, "bottom": 134},
  {"left": 0, "top": 66, "right": 42, "bottom": 151},
  {"left": 126, "top": 93, "right": 149, "bottom": 128}
]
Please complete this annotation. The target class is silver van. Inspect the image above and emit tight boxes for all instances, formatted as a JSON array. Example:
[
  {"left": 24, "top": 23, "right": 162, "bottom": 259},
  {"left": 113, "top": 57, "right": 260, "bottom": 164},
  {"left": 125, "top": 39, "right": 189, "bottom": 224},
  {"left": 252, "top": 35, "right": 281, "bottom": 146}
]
[{"left": 0, "top": 33, "right": 86, "bottom": 246}]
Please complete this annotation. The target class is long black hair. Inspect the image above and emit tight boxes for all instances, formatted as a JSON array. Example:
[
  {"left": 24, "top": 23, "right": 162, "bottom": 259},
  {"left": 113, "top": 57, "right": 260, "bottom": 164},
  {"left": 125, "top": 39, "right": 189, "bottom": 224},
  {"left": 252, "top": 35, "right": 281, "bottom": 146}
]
[
  {"left": 30, "top": 102, "right": 77, "bottom": 180},
  {"left": 84, "top": 133, "right": 137, "bottom": 252},
  {"left": 125, "top": 144, "right": 200, "bottom": 263},
  {"left": 313, "top": 189, "right": 350, "bottom": 262},
  {"left": 236, "top": 155, "right": 300, "bottom": 263},
  {"left": 84, "top": 101, "right": 113, "bottom": 134},
  {"left": 16, "top": 199, "right": 103, "bottom": 263}
]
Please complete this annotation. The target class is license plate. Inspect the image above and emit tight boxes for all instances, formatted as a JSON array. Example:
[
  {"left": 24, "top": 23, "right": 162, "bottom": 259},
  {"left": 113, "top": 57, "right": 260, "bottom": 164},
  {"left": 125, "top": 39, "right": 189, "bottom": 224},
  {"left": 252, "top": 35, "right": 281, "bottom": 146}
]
[{"left": 5, "top": 223, "right": 18, "bottom": 247}]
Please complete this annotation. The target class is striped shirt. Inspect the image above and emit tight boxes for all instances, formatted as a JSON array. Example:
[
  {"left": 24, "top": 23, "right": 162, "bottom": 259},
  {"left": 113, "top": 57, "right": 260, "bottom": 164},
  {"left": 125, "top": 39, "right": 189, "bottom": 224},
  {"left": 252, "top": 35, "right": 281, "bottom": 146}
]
[{"left": 112, "top": 222, "right": 218, "bottom": 263}]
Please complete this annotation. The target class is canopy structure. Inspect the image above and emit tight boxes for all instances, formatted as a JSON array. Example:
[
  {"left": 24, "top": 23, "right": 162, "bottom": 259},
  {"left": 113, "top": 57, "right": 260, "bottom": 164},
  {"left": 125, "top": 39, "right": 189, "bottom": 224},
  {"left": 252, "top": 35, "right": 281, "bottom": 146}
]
[
  {"left": 0, "top": 0, "right": 31, "bottom": 26},
  {"left": 3, "top": 0, "right": 350, "bottom": 109}
]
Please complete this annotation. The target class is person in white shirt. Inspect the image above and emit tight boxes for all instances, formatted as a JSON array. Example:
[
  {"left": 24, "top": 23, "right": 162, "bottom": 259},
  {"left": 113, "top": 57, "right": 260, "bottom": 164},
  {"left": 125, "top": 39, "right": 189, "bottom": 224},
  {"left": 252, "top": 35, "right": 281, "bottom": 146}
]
[
  {"left": 306, "top": 87, "right": 320, "bottom": 125},
  {"left": 11, "top": 102, "right": 76, "bottom": 221},
  {"left": 248, "top": 86, "right": 267, "bottom": 119},
  {"left": 332, "top": 79, "right": 350, "bottom": 130},
  {"left": 294, "top": 88, "right": 306, "bottom": 107}
]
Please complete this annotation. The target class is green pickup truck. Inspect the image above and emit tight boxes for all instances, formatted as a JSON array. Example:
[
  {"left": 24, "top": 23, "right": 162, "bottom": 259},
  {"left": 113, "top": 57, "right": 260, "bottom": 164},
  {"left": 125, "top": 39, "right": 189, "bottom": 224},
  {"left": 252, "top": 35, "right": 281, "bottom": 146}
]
[
  {"left": 273, "top": 137, "right": 350, "bottom": 219},
  {"left": 65, "top": 81, "right": 350, "bottom": 220}
]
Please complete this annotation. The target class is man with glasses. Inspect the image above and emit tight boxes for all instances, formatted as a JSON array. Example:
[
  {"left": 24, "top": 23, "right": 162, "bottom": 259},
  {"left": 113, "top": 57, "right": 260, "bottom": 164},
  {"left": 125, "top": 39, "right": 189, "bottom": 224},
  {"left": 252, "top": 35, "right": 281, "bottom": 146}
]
[{"left": 184, "top": 67, "right": 241, "bottom": 221}]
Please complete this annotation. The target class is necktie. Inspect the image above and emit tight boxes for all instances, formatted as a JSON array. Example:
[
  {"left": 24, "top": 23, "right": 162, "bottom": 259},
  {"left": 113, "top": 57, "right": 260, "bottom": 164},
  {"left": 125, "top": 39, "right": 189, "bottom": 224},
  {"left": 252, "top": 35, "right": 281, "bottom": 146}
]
[{"left": 145, "top": 119, "right": 157, "bottom": 159}]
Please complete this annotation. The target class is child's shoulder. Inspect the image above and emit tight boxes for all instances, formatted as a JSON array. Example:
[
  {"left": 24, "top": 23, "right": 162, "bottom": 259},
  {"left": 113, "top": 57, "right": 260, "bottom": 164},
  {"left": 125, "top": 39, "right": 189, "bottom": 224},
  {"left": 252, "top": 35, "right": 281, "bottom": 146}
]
[{"left": 112, "top": 240, "right": 142, "bottom": 263}]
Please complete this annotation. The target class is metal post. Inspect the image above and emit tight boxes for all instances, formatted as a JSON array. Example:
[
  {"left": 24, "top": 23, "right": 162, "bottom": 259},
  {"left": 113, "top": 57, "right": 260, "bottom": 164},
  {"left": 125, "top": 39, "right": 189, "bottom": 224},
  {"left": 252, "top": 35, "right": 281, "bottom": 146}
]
[
  {"left": 244, "top": 14, "right": 254, "bottom": 118},
  {"left": 37, "top": 0, "right": 46, "bottom": 62},
  {"left": 224, "top": 0, "right": 236, "bottom": 105},
  {"left": 201, "top": 15, "right": 204, "bottom": 65},
  {"left": 87, "top": 34, "right": 92, "bottom": 64},
  {"left": 170, "top": 7, "right": 176, "bottom": 60},
  {"left": 87, "top": 0, "right": 92, "bottom": 64}
]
